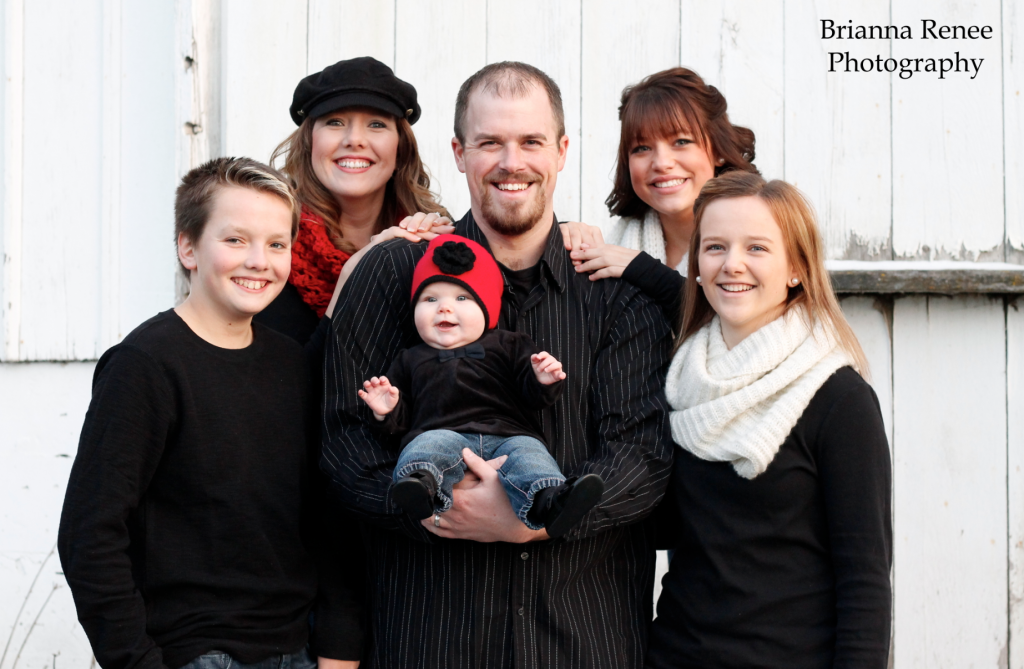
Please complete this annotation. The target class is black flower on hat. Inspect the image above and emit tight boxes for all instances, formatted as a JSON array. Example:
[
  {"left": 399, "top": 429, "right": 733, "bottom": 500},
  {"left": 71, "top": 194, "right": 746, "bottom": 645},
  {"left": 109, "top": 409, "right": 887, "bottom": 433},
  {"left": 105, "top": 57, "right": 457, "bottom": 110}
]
[{"left": 433, "top": 241, "right": 476, "bottom": 275}]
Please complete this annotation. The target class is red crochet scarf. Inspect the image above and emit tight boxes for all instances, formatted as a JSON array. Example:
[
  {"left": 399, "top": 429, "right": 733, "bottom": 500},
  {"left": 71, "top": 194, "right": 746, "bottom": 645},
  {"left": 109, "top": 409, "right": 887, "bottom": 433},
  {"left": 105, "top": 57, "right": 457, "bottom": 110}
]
[{"left": 289, "top": 207, "right": 352, "bottom": 318}]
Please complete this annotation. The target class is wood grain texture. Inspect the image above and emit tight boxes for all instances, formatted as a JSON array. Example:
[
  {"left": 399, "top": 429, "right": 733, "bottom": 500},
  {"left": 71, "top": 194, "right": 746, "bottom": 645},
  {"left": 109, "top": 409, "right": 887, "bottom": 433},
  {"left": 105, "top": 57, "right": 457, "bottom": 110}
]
[
  {"left": 1, "top": 0, "right": 25, "bottom": 361},
  {"left": 1005, "top": 0, "right": 1024, "bottom": 264},
  {"left": 680, "top": 0, "right": 784, "bottom": 181},
  {"left": 839, "top": 296, "right": 893, "bottom": 448},
  {"left": 1010, "top": 298, "right": 1024, "bottom": 669},
  {"left": 786, "top": 0, "right": 892, "bottom": 260},
  {"left": 307, "top": 0, "right": 395, "bottom": 73},
  {"left": 394, "top": 0, "right": 486, "bottom": 220},
  {"left": 486, "top": 0, "right": 582, "bottom": 223},
  {"left": 222, "top": 0, "right": 307, "bottom": 165},
  {"left": 892, "top": 296, "right": 1007, "bottom": 668},
  {"left": 580, "top": 0, "right": 681, "bottom": 232},
  {"left": 891, "top": 1, "right": 1004, "bottom": 261}
]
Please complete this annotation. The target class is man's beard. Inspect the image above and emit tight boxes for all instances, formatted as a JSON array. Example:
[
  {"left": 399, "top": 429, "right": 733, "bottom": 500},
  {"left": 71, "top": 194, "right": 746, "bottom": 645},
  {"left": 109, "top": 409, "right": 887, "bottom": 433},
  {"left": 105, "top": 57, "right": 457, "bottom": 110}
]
[{"left": 479, "top": 173, "right": 546, "bottom": 237}]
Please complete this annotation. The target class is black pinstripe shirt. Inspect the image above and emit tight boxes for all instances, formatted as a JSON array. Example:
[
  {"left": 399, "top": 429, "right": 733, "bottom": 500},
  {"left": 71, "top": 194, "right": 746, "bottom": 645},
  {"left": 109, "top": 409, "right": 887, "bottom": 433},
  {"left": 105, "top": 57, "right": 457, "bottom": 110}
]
[{"left": 322, "top": 212, "right": 673, "bottom": 669}]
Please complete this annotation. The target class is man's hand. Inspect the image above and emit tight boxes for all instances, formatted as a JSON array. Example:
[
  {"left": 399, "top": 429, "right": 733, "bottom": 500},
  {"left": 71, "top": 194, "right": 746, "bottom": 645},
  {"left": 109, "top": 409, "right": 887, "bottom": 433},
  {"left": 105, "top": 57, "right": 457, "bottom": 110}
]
[
  {"left": 318, "top": 657, "right": 359, "bottom": 669},
  {"left": 531, "top": 351, "right": 566, "bottom": 385},
  {"left": 357, "top": 376, "right": 399, "bottom": 420},
  {"left": 422, "top": 449, "right": 549, "bottom": 543}
]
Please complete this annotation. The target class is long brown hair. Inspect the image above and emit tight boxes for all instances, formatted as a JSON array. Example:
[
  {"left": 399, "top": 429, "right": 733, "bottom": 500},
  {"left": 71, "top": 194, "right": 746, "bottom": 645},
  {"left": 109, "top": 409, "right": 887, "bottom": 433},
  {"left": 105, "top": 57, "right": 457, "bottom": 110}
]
[
  {"left": 679, "top": 172, "right": 869, "bottom": 377},
  {"left": 606, "top": 67, "right": 758, "bottom": 219},
  {"left": 271, "top": 114, "right": 448, "bottom": 255}
]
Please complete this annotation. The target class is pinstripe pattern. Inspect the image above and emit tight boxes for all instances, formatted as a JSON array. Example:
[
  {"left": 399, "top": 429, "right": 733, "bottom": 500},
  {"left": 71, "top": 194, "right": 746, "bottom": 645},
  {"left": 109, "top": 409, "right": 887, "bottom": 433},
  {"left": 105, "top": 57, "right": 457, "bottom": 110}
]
[{"left": 322, "top": 213, "right": 672, "bottom": 668}]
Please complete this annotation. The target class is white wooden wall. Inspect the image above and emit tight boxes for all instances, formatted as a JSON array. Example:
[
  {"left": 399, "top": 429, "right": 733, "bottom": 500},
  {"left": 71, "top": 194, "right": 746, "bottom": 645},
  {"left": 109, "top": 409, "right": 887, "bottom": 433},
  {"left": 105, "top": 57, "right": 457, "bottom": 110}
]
[{"left": 1, "top": 1, "right": 1022, "bottom": 668}]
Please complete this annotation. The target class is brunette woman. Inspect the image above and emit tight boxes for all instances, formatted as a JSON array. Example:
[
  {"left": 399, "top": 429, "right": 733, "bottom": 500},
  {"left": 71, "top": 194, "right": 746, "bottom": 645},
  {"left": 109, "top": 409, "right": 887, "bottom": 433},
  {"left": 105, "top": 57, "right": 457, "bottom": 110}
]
[
  {"left": 648, "top": 171, "right": 892, "bottom": 668},
  {"left": 255, "top": 57, "right": 451, "bottom": 344},
  {"left": 563, "top": 67, "right": 757, "bottom": 325}
]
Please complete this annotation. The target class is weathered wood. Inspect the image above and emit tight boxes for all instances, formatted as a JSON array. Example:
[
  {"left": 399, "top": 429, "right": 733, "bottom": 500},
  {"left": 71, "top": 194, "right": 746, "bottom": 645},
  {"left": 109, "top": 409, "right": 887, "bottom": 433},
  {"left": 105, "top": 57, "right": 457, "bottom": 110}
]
[
  {"left": 787, "top": 0, "right": 892, "bottom": 260},
  {"left": 394, "top": 0, "right": 486, "bottom": 220},
  {"left": 486, "top": 0, "right": 582, "bottom": 222},
  {"left": 1006, "top": 0, "right": 1024, "bottom": 265},
  {"left": 828, "top": 261, "right": 1024, "bottom": 294},
  {"left": 307, "top": 0, "right": 395, "bottom": 73},
  {"left": 1010, "top": 299, "right": 1024, "bottom": 669},
  {"left": 680, "top": 0, "right": 785, "bottom": 181},
  {"left": 580, "top": 0, "right": 680, "bottom": 232},
  {"left": 892, "top": 296, "right": 1007, "bottom": 668},
  {"left": 839, "top": 297, "right": 893, "bottom": 446},
  {"left": 1, "top": 0, "right": 25, "bottom": 361},
  {"left": 891, "top": 0, "right": 1004, "bottom": 261}
]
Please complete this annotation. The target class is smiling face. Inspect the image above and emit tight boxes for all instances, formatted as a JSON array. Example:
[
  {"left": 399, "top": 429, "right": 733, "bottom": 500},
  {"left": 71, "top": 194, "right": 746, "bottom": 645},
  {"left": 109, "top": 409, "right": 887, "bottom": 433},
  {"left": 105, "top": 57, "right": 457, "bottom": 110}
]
[
  {"left": 413, "top": 281, "right": 487, "bottom": 350},
  {"left": 310, "top": 107, "right": 399, "bottom": 207},
  {"left": 629, "top": 130, "right": 715, "bottom": 227},
  {"left": 453, "top": 85, "right": 568, "bottom": 237},
  {"left": 178, "top": 185, "right": 293, "bottom": 322},
  {"left": 697, "top": 195, "right": 796, "bottom": 348}
]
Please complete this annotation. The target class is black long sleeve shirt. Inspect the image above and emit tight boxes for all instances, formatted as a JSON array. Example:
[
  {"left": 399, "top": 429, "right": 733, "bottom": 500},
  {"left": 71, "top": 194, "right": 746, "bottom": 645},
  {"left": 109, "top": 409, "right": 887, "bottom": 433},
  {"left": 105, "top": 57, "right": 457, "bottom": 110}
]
[
  {"left": 57, "top": 311, "right": 362, "bottom": 669},
  {"left": 647, "top": 367, "right": 893, "bottom": 669},
  {"left": 322, "top": 212, "right": 673, "bottom": 669},
  {"left": 621, "top": 251, "right": 684, "bottom": 328}
]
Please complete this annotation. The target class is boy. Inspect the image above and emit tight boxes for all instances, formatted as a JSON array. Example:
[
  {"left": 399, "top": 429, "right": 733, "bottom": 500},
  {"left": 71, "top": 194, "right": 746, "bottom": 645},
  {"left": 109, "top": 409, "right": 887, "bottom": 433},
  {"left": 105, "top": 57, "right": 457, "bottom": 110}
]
[
  {"left": 57, "top": 158, "right": 359, "bottom": 669},
  {"left": 358, "top": 234, "right": 604, "bottom": 537}
]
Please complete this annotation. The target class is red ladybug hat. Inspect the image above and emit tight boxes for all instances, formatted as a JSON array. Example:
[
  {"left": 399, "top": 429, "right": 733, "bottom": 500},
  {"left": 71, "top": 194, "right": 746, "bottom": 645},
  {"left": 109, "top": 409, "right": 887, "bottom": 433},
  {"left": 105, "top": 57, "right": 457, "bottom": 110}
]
[{"left": 411, "top": 234, "right": 503, "bottom": 330}]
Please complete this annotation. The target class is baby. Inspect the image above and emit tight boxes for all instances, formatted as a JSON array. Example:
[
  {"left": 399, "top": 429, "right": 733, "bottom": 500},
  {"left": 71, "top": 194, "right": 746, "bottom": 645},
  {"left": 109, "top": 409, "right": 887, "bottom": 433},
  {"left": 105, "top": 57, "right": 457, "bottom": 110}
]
[{"left": 359, "top": 234, "right": 604, "bottom": 537}]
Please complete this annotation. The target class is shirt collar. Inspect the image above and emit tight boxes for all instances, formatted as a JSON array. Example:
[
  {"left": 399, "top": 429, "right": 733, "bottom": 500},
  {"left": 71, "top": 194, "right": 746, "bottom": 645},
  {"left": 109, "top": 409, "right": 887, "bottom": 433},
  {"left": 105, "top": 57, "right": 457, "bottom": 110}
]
[{"left": 454, "top": 211, "right": 567, "bottom": 293}]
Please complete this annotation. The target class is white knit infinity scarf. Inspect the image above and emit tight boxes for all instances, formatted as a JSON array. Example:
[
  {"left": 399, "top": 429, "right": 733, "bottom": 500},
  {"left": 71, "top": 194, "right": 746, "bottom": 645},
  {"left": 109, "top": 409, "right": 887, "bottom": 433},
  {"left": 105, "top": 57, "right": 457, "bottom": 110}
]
[
  {"left": 665, "top": 308, "right": 853, "bottom": 479},
  {"left": 605, "top": 210, "right": 688, "bottom": 275}
]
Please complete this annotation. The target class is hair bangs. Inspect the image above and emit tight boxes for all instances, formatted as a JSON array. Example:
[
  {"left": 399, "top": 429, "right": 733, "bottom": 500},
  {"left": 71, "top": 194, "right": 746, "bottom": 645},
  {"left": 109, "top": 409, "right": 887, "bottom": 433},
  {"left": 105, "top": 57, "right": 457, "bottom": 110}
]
[{"left": 621, "top": 87, "right": 708, "bottom": 152}]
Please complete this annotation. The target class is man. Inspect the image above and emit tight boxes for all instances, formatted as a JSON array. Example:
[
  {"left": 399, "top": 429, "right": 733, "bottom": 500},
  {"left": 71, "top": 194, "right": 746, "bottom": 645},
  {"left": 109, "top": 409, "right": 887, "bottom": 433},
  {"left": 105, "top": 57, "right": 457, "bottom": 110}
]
[{"left": 323, "top": 62, "right": 672, "bottom": 668}]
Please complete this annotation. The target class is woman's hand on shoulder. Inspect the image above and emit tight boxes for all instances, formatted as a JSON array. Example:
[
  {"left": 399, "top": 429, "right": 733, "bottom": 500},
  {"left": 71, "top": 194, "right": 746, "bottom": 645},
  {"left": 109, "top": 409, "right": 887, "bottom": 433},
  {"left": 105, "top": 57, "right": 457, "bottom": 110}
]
[
  {"left": 559, "top": 221, "right": 605, "bottom": 264},
  {"left": 570, "top": 242, "right": 641, "bottom": 281},
  {"left": 393, "top": 211, "right": 454, "bottom": 241}
]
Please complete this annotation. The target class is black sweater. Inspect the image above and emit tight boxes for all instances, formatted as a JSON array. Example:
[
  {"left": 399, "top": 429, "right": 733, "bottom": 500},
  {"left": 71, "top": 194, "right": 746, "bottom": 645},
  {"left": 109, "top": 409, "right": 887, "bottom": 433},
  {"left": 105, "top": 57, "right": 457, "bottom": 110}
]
[
  {"left": 57, "top": 311, "right": 361, "bottom": 669},
  {"left": 647, "top": 367, "right": 892, "bottom": 669},
  {"left": 379, "top": 329, "right": 562, "bottom": 447},
  {"left": 621, "top": 252, "right": 684, "bottom": 327}
]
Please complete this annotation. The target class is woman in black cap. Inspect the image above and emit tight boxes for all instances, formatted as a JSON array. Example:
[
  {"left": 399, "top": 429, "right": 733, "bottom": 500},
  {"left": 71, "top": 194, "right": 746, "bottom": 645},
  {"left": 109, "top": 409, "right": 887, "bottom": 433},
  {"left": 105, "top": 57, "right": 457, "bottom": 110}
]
[{"left": 255, "top": 56, "right": 450, "bottom": 344}]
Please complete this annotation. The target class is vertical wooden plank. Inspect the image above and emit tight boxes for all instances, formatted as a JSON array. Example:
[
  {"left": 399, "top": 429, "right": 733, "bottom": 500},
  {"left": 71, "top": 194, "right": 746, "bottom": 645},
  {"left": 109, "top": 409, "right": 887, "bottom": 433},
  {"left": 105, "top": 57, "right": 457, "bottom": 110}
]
[
  {"left": 100, "top": 0, "right": 122, "bottom": 352},
  {"left": 891, "top": 1, "right": 1003, "bottom": 261},
  {"left": 786, "top": 0, "right": 892, "bottom": 260},
  {"left": 486, "top": 0, "right": 581, "bottom": 222},
  {"left": 581, "top": 0, "right": 680, "bottom": 231},
  {"left": 840, "top": 296, "right": 894, "bottom": 447},
  {"left": 1005, "top": 0, "right": 1024, "bottom": 264},
  {"left": 222, "top": 0, "right": 308, "bottom": 164},
  {"left": 1, "top": 0, "right": 25, "bottom": 361},
  {"left": 892, "top": 296, "right": 1007, "bottom": 668},
  {"left": 19, "top": 0, "right": 104, "bottom": 361},
  {"left": 118, "top": 1, "right": 178, "bottom": 335},
  {"left": 394, "top": 0, "right": 486, "bottom": 220},
  {"left": 680, "top": 0, "right": 784, "bottom": 181},
  {"left": 1010, "top": 298, "right": 1024, "bottom": 669},
  {"left": 307, "top": 0, "right": 395, "bottom": 73}
]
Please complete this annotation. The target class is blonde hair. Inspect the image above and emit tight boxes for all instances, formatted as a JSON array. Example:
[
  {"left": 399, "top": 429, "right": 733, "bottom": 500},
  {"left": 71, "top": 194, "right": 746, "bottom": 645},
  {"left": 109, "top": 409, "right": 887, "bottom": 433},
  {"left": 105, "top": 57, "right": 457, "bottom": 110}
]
[
  {"left": 680, "top": 171, "right": 869, "bottom": 377},
  {"left": 271, "top": 114, "right": 447, "bottom": 255}
]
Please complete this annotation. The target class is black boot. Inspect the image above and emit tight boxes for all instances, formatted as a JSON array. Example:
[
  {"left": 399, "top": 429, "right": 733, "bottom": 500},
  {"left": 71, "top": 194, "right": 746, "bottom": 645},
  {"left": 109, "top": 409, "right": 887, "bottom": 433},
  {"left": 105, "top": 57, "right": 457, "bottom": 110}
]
[
  {"left": 392, "top": 470, "right": 438, "bottom": 520},
  {"left": 533, "top": 474, "right": 605, "bottom": 538}
]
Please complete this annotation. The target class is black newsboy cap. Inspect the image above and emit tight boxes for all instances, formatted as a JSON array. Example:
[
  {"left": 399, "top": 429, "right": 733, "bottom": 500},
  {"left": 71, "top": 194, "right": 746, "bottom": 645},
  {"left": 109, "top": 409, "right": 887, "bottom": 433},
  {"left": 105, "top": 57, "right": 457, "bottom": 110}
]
[{"left": 290, "top": 56, "right": 420, "bottom": 126}]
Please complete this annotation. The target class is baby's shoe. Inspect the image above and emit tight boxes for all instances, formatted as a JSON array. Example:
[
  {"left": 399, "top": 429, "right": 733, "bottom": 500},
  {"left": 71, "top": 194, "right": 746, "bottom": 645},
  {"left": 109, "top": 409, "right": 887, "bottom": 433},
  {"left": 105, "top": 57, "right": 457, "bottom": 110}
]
[
  {"left": 531, "top": 474, "right": 605, "bottom": 538},
  {"left": 392, "top": 470, "right": 438, "bottom": 520}
]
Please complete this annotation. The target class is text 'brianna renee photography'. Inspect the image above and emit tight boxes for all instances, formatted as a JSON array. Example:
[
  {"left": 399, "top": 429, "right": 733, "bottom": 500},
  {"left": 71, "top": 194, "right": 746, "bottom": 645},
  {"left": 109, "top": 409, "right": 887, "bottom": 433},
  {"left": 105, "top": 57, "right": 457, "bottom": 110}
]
[{"left": 823, "top": 19, "right": 993, "bottom": 80}]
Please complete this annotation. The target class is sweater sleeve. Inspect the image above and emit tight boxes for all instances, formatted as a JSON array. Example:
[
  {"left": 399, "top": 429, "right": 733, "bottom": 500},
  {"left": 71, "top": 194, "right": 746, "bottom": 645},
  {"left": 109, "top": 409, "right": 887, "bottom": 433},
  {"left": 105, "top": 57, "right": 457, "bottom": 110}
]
[
  {"left": 815, "top": 375, "right": 893, "bottom": 668},
  {"left": 620, "top": 251, "right": 684, "bottom": 328},
  {"left": 510, "top": 332, "right": 563, "bottom": 410},
  {"left": 57, "top": 346, "right": 175, "bottom": 669}
]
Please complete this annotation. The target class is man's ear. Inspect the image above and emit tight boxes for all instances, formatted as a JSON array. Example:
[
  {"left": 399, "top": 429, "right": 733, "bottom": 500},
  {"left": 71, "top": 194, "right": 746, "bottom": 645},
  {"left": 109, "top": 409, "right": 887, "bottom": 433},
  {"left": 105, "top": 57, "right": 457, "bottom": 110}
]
[
  {"left": 178, "top": 232, "right": 198, "bottom": 272},
  {"left": 452, "top": 137, "right": 466, "bottom": 174},
  {"left": 556, "top": 134, "right": 569, "bottom": 172}
]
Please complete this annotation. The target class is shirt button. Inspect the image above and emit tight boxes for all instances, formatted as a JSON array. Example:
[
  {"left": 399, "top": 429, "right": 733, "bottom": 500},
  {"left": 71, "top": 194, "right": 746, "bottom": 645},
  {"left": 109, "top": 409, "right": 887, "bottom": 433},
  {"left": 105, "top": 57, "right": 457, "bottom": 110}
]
[
  {"left": 520, "top": 552, "right": 529, "bottom": 560},
  {"left": 518, "top": 607, "right": 525, "bottom": 616}
]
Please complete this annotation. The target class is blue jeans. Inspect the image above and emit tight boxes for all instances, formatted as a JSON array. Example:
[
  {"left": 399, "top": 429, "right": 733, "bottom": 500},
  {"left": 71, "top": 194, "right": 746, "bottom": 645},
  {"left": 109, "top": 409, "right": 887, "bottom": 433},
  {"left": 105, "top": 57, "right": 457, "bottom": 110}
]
[
  {"left": 177, "top": 647, "right": 315, "bottom": 669},
  {"left": 394, "top": 430, "right": 565, "bottom": 530}
]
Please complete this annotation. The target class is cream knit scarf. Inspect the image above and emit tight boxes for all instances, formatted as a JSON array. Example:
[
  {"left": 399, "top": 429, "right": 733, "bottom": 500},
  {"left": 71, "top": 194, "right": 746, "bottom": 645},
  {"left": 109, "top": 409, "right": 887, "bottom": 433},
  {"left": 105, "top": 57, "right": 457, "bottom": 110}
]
[
  {"left": 665, "top": 307, "right": 853, "bottom": 479},
  {"left": 605, "top": 210, "right": 688, "bottom": 275}
]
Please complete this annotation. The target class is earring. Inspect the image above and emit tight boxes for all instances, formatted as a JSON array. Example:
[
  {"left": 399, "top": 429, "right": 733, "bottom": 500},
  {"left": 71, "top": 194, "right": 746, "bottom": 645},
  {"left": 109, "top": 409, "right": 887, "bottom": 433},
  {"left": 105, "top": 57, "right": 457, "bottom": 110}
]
[
  {"left": 716, "top": 158, "right": 725, "bottom": 165},
  {"left": 790, "top": 278, "right": 799, "bottom": 286},
  {"left": 695, "top": 276, "right": 702, "bottom": 284}
]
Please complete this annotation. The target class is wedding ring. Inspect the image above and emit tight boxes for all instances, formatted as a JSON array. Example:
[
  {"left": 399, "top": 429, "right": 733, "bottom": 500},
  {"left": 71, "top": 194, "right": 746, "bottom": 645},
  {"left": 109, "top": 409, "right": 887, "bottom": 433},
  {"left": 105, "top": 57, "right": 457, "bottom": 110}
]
[{"left": 433, "top": 514, "right": 441, "bottom": 528}]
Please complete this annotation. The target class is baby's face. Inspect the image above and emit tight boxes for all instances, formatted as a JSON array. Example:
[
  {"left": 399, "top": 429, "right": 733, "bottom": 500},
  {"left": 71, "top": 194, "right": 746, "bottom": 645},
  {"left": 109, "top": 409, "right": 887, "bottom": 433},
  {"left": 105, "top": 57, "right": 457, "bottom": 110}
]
[{"left": 414, "top": 281, "right": 487, "bottom": 349}]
